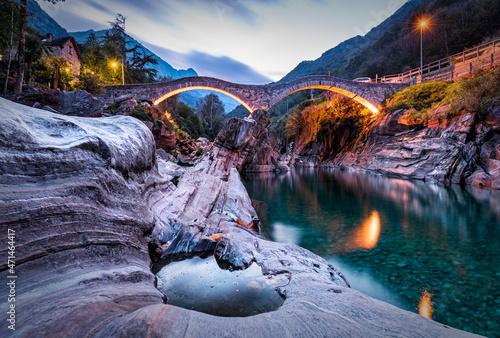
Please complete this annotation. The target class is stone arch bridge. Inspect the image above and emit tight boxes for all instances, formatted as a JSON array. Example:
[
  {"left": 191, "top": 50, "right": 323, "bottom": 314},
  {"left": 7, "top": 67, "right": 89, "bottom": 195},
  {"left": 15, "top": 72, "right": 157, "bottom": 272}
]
[{"left": 102, "top": 76, "right": 408, "bottom": 115}]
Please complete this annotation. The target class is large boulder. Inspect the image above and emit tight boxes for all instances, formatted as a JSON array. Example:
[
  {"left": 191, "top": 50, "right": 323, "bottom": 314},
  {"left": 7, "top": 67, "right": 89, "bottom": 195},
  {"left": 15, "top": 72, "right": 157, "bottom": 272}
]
[
  {"left": 0, "top": 99, "right": 476, "bottom": 337},
  {"left": 59, "top": 90, "right": 105, "bottom": 117}
]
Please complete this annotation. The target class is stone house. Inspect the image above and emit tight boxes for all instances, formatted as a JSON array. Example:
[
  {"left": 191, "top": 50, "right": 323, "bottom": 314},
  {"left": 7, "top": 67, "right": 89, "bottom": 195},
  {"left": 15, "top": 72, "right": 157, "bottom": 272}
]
[{"left": 42, "top": 33, "right": 82, "bottom": 79}]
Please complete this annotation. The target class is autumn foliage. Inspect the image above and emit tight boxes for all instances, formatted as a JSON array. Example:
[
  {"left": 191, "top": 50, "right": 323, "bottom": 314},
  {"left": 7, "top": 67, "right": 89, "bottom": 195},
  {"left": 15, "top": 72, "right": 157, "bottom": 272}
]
[{"left": 285, "top": 95, "right": 371, "bottom": 155}]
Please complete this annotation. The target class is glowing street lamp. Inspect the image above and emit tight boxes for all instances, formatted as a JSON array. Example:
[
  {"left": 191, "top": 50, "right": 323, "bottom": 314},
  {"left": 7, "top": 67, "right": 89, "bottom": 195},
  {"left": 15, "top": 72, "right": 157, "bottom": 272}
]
[
  {"left": 110, "top": 59, "right": 124, "bottom": 85},
  {"left": 419, "top": 18, "right": 430, "bottom": 78}
]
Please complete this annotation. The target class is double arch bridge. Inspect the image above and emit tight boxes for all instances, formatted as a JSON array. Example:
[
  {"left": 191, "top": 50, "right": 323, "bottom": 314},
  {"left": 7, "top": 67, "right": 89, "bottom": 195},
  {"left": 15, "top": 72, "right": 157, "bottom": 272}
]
[{"left": 102, "top": 76, "right": 408, "bottom": 115}]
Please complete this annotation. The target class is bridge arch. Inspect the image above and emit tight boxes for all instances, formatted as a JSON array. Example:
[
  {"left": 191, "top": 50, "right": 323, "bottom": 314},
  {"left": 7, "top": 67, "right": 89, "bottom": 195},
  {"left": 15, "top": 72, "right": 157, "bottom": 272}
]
[
  {"left": 102, "top": 76, "right": 407, "bottom": 116},
  {"left": 270, "top": 85, "right": 380, "bottom": 114},
  {"left": 152, "top": 86, "right": 253, "bottom": 113}
]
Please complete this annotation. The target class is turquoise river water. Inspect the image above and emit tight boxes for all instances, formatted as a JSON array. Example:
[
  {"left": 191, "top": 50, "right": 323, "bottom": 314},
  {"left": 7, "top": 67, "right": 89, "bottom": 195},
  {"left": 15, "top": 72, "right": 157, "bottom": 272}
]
[{"left": 242, "top": 168, "right": 500, "bottom": 337}]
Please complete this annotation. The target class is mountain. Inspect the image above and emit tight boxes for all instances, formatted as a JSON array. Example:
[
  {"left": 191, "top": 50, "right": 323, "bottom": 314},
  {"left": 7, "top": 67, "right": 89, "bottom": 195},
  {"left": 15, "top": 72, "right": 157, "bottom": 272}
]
[
  {"left": 279, "top": 0, "right": 425, "bottom": 83},
  {"left": 280, "top": 0, "right": 500, "bottom": 83},
  {"left": 27, "top": 0, "right": 68, "bottom": 37}
]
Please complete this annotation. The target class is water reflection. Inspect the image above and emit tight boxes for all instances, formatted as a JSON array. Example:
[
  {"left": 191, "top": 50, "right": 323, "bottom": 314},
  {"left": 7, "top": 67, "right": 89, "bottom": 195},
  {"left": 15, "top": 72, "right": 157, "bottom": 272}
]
[
  {"left": 340, "top": 210, "right": 381, "bottom": 251},
  {"left": 419, "top": 290, "right": 434, "bottom": 320},
  {"left": 242, "top": 168, "right": 500, "bottom": 336}
]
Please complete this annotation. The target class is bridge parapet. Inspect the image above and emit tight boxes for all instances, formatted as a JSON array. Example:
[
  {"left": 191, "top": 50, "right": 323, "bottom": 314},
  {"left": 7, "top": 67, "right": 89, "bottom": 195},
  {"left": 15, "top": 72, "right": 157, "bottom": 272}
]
[{"left": 101, "top": 76, "right": 408, "bottom": 114}]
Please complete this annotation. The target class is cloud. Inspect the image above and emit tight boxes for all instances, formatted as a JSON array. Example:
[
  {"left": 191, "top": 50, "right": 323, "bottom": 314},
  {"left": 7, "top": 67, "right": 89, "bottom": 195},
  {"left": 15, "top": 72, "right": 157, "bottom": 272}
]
[
  {"left": 142, "top": 42, "right": 272, "bottom": 84},
  {"left": 85, "top": 0, "right": 115, "bottom": 17},
  {"left": 185, "top": 50, "right": 272, "bottom": 84}
]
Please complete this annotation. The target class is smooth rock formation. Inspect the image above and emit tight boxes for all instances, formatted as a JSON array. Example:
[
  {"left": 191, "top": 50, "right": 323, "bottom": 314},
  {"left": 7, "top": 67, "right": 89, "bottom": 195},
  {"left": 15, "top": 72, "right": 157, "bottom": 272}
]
[{"left": 0, "top": 98, "right": 478, "bottom": 337}]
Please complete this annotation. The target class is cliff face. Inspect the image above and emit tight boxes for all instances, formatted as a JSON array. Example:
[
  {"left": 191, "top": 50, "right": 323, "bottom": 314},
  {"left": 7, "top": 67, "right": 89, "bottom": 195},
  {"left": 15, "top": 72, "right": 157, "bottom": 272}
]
[
  {"left": 281, "top": 105, "right": 500, "bottom": 189},
  {"left": 324, "top": 107, "right": 500, "bottom": 189},
  {"left": 0, "top": 98, "right": 477, "bottom": 337}
]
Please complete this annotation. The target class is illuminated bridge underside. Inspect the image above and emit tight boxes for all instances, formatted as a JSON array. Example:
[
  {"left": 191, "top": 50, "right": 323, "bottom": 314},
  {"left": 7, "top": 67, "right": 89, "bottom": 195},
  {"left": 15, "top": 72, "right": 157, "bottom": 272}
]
[{"left": 103, "top": 76, "right": 407, "bottom": 115}]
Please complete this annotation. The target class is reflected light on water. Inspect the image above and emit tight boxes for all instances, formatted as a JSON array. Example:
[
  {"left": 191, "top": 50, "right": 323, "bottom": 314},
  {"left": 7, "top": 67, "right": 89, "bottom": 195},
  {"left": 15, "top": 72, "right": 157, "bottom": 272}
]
[
  {"left": 358, "top": 210, "right": 381, "bottom": 249},
  {"left": 418, "top": 290, "right": 434, "bottom": 319},
  {"left": 341, "top": 210, "right": 381, "bottom": 251}
]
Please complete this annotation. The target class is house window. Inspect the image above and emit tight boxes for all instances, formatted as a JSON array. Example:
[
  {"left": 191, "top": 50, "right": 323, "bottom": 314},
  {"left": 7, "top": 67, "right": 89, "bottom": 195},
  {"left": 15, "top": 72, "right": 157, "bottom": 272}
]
[{"left": 69, "top": 45, "right": 73, "bottom": 55}]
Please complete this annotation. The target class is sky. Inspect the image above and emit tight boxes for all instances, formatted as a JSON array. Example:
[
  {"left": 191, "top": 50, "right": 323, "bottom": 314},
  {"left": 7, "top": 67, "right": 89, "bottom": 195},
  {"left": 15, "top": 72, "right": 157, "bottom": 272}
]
[{"left": 38, "top": 0, "right": 408, "bottom": 84}]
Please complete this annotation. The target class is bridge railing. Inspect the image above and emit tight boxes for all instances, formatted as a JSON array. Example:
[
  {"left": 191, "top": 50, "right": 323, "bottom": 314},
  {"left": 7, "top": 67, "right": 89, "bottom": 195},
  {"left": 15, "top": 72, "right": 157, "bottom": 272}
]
[{"left": 371, "top": 37, "right": 500, "bottom": 84}]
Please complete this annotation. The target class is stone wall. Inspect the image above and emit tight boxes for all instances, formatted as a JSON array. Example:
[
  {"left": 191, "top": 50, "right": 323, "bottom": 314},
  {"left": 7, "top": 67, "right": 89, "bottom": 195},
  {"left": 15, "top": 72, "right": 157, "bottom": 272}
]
[{"left": 101, "top": 76, "right": 407, "bottom": 113}]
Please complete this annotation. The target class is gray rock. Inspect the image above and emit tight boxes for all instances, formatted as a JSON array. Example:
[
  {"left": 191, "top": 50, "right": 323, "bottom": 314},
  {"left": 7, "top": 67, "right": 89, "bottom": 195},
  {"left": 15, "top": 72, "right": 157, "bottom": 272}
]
[
  {"left": 32, "top": 102, "right": 42, "bottom": 109},
  {"left": 42, "top": 105, "right": 59, "bottom": 113},
  {"left": 0, "top": 98, "right": 477, "bottom": 337},
  {"left": 117, "top": 99, "right": 137, "bottom": 116},
  {"left": 114, "top": 94, "right": 134, "bottom": 103},
  {"left": 59, "top": 90, "right": 104, "bottom": 117},
  {"left": 323, "top": 107, "right": 500, "bottom": 189}
]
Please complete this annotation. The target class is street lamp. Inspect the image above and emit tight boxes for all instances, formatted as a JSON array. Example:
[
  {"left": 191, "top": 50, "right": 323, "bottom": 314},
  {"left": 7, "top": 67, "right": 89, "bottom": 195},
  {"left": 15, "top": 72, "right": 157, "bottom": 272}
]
[
  {"left": 419, "top": 18, "right": 429, "bottom": 80},
  {"left": 111, "top": 59, "right": 124, "bottom": 85}
]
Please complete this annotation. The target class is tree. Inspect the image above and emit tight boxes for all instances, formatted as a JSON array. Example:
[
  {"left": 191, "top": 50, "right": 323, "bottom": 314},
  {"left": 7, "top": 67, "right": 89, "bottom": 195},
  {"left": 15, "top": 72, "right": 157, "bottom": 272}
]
[
  {"left": 175, "top": 102, "right": 205, "bottom": 139},
  {"left": 101, "top": 14, "right": 158, "bottom": 84},
  {"left": 1, "top": 0, "right": 17, "bottom": 96},
  {"left": 196, "top": 94, "right": 225, "bottom": 140},
  {"left": 14, "top": 0, "right": 65, "bottom": 95}
]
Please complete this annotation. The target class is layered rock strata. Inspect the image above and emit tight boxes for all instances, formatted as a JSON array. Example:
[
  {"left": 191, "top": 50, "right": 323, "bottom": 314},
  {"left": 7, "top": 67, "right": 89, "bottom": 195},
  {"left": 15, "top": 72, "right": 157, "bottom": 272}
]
[
  {"left": 325, "top": 107, "right": 500, "bottom": 189},
  {"left": 0, "top": 98, "right": 477, "bottom": 337}
]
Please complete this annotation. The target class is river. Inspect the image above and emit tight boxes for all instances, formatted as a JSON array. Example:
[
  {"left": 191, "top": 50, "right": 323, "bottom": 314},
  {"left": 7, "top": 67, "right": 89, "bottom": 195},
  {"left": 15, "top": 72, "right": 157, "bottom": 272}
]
[{"left": 242, "top": 168, "right": 500, "bottom": 337}]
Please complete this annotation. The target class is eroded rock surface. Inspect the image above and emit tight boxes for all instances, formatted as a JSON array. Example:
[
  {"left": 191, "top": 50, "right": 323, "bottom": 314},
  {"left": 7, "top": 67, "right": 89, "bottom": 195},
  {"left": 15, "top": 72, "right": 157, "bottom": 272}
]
[
  {"left": 0, "top": 98, "right": 478, "bottom": 337},
  {"left": 322, "top": 107, "right": 500, "bottom": 189}
]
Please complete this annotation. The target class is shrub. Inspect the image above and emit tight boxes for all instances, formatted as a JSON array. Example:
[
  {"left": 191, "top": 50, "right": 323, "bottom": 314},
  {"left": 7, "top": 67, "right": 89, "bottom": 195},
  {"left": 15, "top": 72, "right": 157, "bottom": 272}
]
[
  {"left": 76, "top": 71, "right": 106, "bottom": 95},
  {"left": 384, "top": 81, "right": 452, "bottom": 113},
  {"left": 444, "top": 66, "right": 500, "bottom": 120}
]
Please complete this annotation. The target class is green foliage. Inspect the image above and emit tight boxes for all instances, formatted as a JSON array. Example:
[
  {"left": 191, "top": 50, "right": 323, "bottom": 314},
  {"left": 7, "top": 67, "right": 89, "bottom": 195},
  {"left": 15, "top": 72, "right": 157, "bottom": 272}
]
[
  {"left": 226, "top": 104, "right": 251, "bottom": 119},
  {"left": 77, "top": 14, "right": 159, "bottom": 86},
  {"left": 196, "top": 94, "right": 225, "bottom": 141},
  {"left": 444, "top": 66, "right": 500, "bottom": 119},
  {"left": 35, "top": 55, "right": 74, "bottom": 90},
  {"left": 385, "top": 81, "right": 452, "bottom": 112},
  {"left": 195, "top": 147, "right": 204, "bottom": 157},
  {"left": 174, "top": 102, "right": 205, "bottom": 139},
  {"left": 75, "top": 70, "right": 106, "bottom": 95},
  {"left": 104, "top": 101, "right": 119, "bottom": 114},
  {"left": 131, "top": 104, "right": 152, "bottom": 122}
]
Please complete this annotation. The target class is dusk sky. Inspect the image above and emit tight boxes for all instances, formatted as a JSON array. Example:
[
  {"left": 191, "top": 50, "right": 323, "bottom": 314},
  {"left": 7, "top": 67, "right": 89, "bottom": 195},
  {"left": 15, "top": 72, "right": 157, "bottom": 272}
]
[{"left": 37, "top": 0, "right": 408, "bottom": 83}]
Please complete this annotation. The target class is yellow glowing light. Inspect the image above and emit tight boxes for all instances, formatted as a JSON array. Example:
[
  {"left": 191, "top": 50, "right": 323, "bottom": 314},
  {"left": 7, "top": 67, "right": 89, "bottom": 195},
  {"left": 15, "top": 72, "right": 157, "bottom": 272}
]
[
  {"left": 420, "top": 20, "right": 428, "bottom": 28},
  {"left": 418, "top": 290, "right": 434, "bottom": 319},
  {"left": 153, "top": 86, "right": 254, "bottom": 113},
  {"left": 111, "top": 62, "right": 118, "bottom": 68},
  {"left": 272, "top": 85, "right": 380, "bottom": 115},
  {"left": 339, "top": 210, "right": 381, "bottom": 252},
  {"left": 65, "top": 68, "right": 70, "bottom": 72},
  {"left": 356, "top": 210, "right": 381, "bottom": 249}
]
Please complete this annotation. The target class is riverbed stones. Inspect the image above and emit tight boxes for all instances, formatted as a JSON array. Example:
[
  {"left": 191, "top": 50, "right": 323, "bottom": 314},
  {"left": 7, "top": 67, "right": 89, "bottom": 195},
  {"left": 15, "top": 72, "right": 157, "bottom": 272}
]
[{"left": 0, "top": 98, "right": 478, "bottom": 337}]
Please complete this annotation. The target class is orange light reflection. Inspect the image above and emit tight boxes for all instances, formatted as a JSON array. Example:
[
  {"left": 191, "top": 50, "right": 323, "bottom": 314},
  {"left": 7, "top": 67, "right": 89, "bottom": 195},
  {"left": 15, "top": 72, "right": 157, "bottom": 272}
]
[
  {"left": 340, "top": 210, "right": 381, "bottom": 252},
  {"left": 418, "top": 290, "right": 434, "bottom": 319}
]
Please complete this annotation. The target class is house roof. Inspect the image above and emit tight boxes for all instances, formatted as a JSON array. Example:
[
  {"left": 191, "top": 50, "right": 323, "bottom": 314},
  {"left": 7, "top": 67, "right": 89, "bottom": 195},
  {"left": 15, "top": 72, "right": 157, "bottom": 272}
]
[{"left": 42, "top": 36, "right": 82, "bottom": 61}]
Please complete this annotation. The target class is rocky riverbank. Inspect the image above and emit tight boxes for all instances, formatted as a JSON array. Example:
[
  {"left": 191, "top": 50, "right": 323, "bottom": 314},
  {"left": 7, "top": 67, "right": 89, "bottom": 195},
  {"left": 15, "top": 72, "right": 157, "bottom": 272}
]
[
  {"left": 283, "top": 106, "right": 500, "bottom": 189},
  {"left": 0, "top": 98, "right": 479, "bottom": 337}
]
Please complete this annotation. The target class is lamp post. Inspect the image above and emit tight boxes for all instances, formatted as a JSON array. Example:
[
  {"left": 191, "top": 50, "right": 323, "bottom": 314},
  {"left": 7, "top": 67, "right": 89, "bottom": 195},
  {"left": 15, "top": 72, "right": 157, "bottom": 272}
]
[
  {"left": 419, "top": 19, "right": 428, "bottom": 81},
  {"left": 111, "top": 60, "right": 124, "bottom": 85}
]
